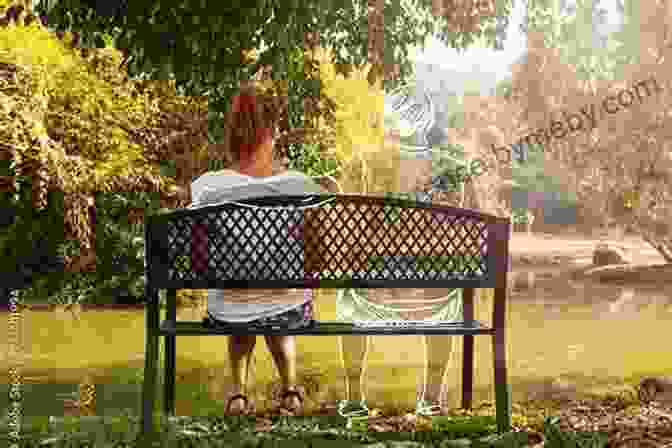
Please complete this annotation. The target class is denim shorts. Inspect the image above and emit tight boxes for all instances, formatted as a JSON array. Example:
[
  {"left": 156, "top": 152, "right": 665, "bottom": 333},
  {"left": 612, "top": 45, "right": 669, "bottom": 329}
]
[{"left": 204, "top": 300, "right": 315, "bottom": 330}]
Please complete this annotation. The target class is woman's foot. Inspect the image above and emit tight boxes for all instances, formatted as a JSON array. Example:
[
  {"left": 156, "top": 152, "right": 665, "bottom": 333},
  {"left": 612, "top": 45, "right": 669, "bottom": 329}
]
[
  {"left": 415, "top": 399, "right": 447, "bottom": 417},
  {"left": 226, "top": 393, "right": 250, "bottom": 416},
  {"left": 338, "top": 400, "right": 370, "bottom": 428},
  {"left": 279, "top": 389, "right": 304, "bottom": 416}
]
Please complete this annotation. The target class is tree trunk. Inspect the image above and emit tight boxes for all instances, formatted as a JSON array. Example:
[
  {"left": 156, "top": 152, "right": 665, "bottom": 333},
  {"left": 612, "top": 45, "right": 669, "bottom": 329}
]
[
  {"left": 367, "top": 0, "right": 386, "bottom": 87},
  {"left": 638, "top": 376, "right": 672, "bottom": 404}
]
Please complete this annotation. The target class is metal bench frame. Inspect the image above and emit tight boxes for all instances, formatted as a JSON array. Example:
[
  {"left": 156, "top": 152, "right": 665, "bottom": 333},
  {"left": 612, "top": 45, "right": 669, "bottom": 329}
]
[{"left": 140, "top": 194, "right": 511, "bottom": 439}]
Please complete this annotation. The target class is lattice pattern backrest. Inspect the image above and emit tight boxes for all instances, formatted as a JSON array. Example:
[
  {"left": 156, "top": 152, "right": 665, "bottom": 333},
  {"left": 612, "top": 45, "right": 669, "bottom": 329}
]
[{"left": 145, "top": 195, "right": 507, "bottom": 289}]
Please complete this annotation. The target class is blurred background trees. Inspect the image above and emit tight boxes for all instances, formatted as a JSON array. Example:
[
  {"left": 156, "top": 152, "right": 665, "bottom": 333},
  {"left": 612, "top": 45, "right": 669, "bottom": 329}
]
[{"left": 508, "top": 0, "right": 672, "bottom": 259}]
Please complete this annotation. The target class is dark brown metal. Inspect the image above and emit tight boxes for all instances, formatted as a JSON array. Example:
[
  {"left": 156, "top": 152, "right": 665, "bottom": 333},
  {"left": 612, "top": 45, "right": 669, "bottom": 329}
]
[
  {"left": 461, "top": 287, "right": 475, "bottom": 410},
  {"left": 164, "top": 289, "right": 177, "bottom": 416},
  {"left": 146, "top": 195, "right": 503, "bottom": 289},
  {"left": 490, "top": 221, "right": 511, "bottom": 433}
]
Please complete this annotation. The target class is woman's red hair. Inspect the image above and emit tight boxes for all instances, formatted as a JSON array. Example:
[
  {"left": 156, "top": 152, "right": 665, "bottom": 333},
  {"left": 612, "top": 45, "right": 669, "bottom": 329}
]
[{"left": 228, "top": 90, "right": 275, "bottom": 167}]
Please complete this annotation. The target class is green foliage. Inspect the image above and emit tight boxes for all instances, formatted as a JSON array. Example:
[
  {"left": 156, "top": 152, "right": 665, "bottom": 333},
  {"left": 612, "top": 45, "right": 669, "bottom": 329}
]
[
  {"left": 511, "top": 208, "right": 530, "bottom": 225},
  {"left": 0, "top": 178, "right": 65, "bottom": 287},
  {"left": 315, "top": 47, "right": 386, "bottom": 172},
  {"left": 287, "top": 141, "right": 340, "bottom": 178},
  {"left": 88, "top": 192, "right": 158, "bottom": 300},
  {"left": 494, "top": 77, "right": 514, "bottom": 101},
  {"left": 430, "top": 414, "right": 497, "bottom": 438},
  {"left": 14, "top": 191, "right": 160, "bottom": 306},
  {"left": 369, "top": 255, "right": 483, "bottom": 273},
  {"left": 430, "top": 143, "right": 477, "bottom": 190},
  {"left": 76, "top": 192, "right": 159, "bottom": 305},
  {"left": 296, "top": 46, "right": 401, "bottom": 193},
  {"left": 0, "top": 21, "right": 204, "bottom": 304},
  {"left": 543, "top": 416, "right": 609, "bottom": 448},
  {"left": 0, "top": 22, "right": 168, "bottom": 196},
  {"left": 428, "top": 92, "right": 467, "bottom": 132},
  {"left": 43, "top": 48, "right": 153, "bottom": 182},
  {"left": 522, "top": 0, "right": 638, "bottom": 82},
  {"left": 511, "top": 143, "right": 578, "bottom": 206},
  {"left": 34, "top": 0, "right": 513, "bottom": 147},
  {"left": 383, "top": 112, "right": 401, "bottom": 130},
  {"left": 279, "top": 46, "right": 337, "bottom": 177},
  {"left": 6, "top": 0, "right": 511, "bottom": 302}
]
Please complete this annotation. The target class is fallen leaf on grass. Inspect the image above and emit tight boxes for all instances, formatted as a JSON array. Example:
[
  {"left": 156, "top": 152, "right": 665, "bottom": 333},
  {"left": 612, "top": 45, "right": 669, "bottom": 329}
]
[{"left": 254, "top": 418, "right": 274, "bottom": 432}]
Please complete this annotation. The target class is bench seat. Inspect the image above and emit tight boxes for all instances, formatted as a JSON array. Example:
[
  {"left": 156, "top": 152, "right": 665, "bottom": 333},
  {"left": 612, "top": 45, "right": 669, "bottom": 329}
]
[{"left": 159, "top": 319, "right": 495, "bottom": 336}]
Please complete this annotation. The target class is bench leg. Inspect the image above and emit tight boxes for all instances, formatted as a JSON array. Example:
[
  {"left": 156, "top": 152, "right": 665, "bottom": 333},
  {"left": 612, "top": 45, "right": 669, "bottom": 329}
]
[
  {"left": 164, "top": 335, "right": 176, "bottom": 416},
  {"left": 492, "top": 330, "right": 511, "bottom": 433},
  {"left": 461, "top": 288, "right": 475, "bottom": 410},
  {"left": 164, "top": 289, "right": 177, "bottom": 416},
  {"left": 140, "top": 293, "right": 161, "bottom": 441},
  {"left": 461, "top": 334, "right": 474, "bottom": 410}
]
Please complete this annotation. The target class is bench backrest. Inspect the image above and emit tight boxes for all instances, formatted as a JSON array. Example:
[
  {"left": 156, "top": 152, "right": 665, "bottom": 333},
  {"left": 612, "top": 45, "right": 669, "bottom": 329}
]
[{"left": 144, "top": 194, "right": 510, "bottom": 292}]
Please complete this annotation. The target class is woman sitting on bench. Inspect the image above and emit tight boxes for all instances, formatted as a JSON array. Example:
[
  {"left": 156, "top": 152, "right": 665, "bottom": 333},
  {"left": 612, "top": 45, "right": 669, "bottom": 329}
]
[{"left": 190, "top": 83, "right": 324, "bottom": 416}]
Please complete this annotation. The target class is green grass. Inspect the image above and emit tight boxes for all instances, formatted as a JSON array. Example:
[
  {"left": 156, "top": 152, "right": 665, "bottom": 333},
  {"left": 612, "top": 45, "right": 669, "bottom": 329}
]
[
  {"left": 3, "top": 285, "right": 671, "bottom": 447},
  {"left": 0, "top": 410, "right": 529, "bottom": 448},
  {"left": 0, "top": 361, "right": 643, "bottom": 447},
  {"left": 0, "top": 362, "right": 522, "bottom": 446},
  {"left": 1, "top": 407, "right": 611, "bottom": 448},
  {"left": 4, "top": 360, "right": 641, "bottom": 448}
]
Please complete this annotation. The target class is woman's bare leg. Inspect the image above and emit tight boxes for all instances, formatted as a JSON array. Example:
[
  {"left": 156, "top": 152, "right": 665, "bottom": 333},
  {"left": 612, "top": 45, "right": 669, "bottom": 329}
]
[
  {"left": 228, "top": 335, "right": 257, "bottom": 413},
  {"left": 339, "top": 335, "right": 372, "bottom": 402},
  {"left": 420, "top": 335, "right": 454, "bottom": 409},
  {"left": 265, "top": 335, "right": 301, "bottom": 410}
]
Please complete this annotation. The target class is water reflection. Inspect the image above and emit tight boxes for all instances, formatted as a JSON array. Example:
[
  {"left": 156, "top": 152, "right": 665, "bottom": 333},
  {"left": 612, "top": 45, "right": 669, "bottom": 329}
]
[{"left": 509, "top": 265, "right": 672, "bottom": 319}]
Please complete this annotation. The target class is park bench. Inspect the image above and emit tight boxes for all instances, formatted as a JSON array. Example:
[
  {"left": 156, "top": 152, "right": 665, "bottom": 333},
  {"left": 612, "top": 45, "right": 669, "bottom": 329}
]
[{"left": 140, "top": 193, "right": 511, "bottom": 439}]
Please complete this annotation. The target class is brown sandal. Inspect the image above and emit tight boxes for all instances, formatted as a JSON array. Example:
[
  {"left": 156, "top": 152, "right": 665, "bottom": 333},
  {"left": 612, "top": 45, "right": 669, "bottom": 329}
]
[
  {"left": 279, "top": 389, "right": 304, "bottom": 415},
  {"left": 226, "top": 393, "right": 251, "bottom": 416}
]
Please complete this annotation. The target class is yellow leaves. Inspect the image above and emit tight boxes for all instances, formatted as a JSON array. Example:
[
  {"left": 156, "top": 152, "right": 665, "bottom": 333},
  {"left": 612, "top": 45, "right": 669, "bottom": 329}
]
[
  {"left": 242, "top": 48, "right": 259, "bottom": 64},
  {"left": 0, "top": 23, "right": 77, "bottom": 75},
  {"left": 30, "top": 121, "right": 47, "bottom": 139},
  {"left": 306, "top": 45, "right": 392, "bottom": 194},
  {"left": 195, "top": 142, "right": 211, "bottom": 162},
  {"left": 314, "top": 47, "right": 386, "bottom": 168},
  {"left": 256, "top": 79, "right": 276, "bottom": 94},
  {"left": 273, "top": 79, "right": 289, "bottom": 96}
]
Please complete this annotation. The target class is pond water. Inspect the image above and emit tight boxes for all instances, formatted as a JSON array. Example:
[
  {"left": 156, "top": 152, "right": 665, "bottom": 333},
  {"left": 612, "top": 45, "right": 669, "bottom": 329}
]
[{"left": 2, "top": 265, "right": 672, "bottom": 419}]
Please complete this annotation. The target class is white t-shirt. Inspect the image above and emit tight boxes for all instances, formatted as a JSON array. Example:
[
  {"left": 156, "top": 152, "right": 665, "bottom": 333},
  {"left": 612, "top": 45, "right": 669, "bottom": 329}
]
[{"left": 190, "top": 169, "right": 325, "bottom": 322}]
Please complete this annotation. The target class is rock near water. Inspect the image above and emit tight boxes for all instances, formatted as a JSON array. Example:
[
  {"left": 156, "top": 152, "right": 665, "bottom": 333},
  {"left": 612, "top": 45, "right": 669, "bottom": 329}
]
[
  {"left": 638, "top": 377, "right": 672, "bottom": 404},
  {"left": 592, "top": 244, "right": 632, "bottom": 266}
]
